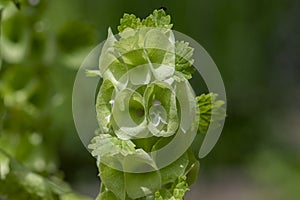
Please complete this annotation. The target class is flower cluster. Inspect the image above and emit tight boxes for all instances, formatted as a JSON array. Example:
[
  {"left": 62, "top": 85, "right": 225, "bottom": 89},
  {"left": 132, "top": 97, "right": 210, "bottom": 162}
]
[{"left": 88, "top": 9, "right": 225, "bottom": 200}]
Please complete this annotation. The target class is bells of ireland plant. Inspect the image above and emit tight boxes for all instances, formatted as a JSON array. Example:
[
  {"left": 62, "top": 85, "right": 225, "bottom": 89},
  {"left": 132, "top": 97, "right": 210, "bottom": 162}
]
[{"left": 87, "top": 9, "right": 226, "bottom": 200}]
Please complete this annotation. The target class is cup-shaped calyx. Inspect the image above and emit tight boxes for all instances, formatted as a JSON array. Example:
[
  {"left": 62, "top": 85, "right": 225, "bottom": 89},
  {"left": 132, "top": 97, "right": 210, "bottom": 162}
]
[{"left": 110, "top": 80, "right": 180, "bottom": 140}]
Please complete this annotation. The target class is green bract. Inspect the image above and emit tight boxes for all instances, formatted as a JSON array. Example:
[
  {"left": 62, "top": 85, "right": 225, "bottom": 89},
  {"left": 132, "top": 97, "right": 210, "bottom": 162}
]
[
  {"left": 88, "top": 9, "right": 225, "bottom": 200},
  {"left": 196, "top": 93, "right": 226, "bottom": 134}
]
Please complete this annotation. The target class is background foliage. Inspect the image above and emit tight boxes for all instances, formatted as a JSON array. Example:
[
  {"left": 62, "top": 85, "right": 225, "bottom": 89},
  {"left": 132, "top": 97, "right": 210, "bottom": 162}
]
[{"left": 0, "top": 0, "right": 299, "bottom": 199}]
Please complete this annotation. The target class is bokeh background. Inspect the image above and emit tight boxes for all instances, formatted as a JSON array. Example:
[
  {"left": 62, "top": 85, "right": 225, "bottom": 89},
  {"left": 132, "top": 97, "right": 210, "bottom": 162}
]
[{"left": 0, "top": 0, "right": 299, "bottom": 199}]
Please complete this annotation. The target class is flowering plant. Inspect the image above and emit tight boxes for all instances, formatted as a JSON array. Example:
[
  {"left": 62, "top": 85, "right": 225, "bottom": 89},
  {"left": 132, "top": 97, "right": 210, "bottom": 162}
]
[{"left": 88, "top": 9, "right": 225, "bottom": 200}]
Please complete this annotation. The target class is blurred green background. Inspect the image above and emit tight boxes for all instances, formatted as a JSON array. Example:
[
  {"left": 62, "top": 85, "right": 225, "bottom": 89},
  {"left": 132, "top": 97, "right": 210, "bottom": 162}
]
[{"left": 0, "top": 0, "right": 299, "bottom": 199}]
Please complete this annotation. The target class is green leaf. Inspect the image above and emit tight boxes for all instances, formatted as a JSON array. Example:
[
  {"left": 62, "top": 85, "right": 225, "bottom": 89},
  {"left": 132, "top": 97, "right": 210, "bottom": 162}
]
[
  {"left": 96, "top": 190, "right": 119, "bottom": 200},
  {"left": 154, "top": 188, "right": 172, "bottom": 200},
  {"left": 154, "top": 176, "right": 189, "bottom": 200},
  {"left": 0, "top": 149, "right": 91, "bottom": 200},
  {"left": 99, "top": 164, "right": 126, "bottom": 200},
  {"left": 99, "top": 163, "right": 161, "bottom": 200},
  {"left": 159, "top": 153, "right": 189, "bottom": 185},
  {"left": 89, "top": 134, "right": 136, "bottom": 159},
  {"left": 175, "top": 41, "right": 195, "bottom": 79},
  {"left": 61, "top": 193, "right": 93, "bottom": 200},
  {"left": 118, "top": 13, "right": 142, "bottom": 33},
  {"left": 89, "top": 134, "right": 158, "bottom": 173},
  {"left": 172, "top": 176, "right": 189, "bottom": 199},
  {"left": 185, "top": 150, "right": 200, "bottom": 185},
  {"left": 142, "top": 9, "right": 173, "bottom": 29},
  {"left": 196, "top": 93, "right": 226, "bottom": 134},
  {"left": 125, "top": 170, "right": 161, "bottom": 199},
  {"left": 118, "top": 9, "right": 172, "bottom": 33}
]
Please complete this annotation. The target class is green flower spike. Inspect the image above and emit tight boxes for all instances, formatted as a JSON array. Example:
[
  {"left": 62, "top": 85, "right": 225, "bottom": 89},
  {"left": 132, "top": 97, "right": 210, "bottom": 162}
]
[{"left": 87, "top": 9, "right": 226, "bottom": 200}]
